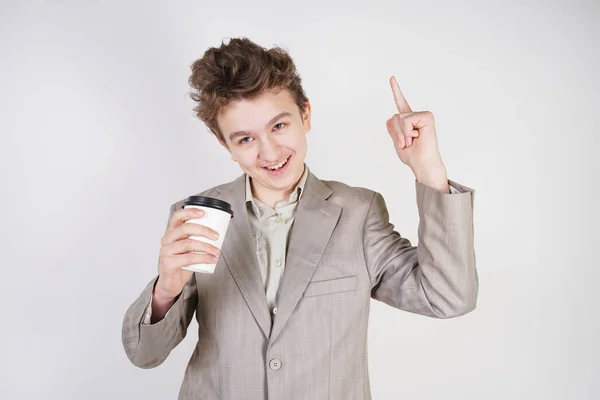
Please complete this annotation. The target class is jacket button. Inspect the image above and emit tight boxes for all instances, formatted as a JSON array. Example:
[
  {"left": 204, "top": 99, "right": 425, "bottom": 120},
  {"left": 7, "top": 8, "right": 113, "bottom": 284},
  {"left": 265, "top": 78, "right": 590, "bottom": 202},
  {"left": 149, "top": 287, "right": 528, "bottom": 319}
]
[{"left": 269, "top": 358, "right": 282, "bottom": 371}]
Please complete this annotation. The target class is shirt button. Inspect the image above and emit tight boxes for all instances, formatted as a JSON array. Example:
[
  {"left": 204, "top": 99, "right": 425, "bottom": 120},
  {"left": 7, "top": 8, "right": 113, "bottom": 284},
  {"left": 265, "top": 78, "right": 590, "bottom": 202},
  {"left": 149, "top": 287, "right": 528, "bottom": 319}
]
[
  {"left": 275, "top": 215, "right": 282, "bottom": 223},
  {"left": 275, "top": 258, "right": 282, "bottom": 267},
  {"left": 269, "top": 358, "right": 282, "bottom": 371},
  {"left": 272, "top": 307, "right": 278, "bottom": 315}
]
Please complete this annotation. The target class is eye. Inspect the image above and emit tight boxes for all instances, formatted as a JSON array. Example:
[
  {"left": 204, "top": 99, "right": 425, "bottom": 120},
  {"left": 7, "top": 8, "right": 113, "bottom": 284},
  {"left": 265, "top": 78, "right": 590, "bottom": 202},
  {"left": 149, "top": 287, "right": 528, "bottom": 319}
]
[
  {"left": 273, "top": 122, "right": 286, "bottom": 130},
  {"left": 239, "top": 137, "right": 253, "bottom": 145}
]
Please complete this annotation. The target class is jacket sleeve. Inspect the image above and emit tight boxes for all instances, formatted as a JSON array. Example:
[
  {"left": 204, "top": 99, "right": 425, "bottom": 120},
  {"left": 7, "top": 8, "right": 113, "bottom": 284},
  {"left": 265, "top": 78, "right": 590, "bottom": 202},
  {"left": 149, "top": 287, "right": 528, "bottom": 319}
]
[
  {"left": 364, "top": 180, "right": 478, "bottom": 318},
  {"left": 121, "top": 203, "right": 199, "bottom": 368}
]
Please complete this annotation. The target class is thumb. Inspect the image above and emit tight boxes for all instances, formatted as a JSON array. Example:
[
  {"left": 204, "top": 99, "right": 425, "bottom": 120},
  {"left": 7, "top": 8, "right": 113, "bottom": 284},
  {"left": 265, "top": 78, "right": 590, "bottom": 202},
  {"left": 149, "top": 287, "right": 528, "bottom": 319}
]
[{"left": 386, "top": 117, "right": 405, "bottom": 149}]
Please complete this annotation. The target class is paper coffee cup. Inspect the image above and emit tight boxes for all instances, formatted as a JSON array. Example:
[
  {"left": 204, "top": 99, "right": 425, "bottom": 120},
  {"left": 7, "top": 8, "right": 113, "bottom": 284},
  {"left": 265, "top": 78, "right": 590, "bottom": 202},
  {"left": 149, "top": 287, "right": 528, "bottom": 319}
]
[{"left": 181, "top": 196, "right": 233, "bottom": 273}]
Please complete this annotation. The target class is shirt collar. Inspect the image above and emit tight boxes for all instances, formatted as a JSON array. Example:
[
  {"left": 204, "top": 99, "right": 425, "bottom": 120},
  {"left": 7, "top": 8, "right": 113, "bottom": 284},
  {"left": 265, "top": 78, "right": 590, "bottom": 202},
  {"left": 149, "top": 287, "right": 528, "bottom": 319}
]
[{"left": 245, "top": 164, "right": 309, "bottom": 211}]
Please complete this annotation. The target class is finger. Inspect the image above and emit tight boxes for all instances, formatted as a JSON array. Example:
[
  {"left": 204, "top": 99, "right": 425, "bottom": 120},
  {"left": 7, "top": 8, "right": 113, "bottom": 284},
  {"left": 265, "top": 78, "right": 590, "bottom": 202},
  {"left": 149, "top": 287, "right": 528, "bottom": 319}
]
[
  {"left": 163, "top": 239, "right": 221, "bottom": 257},
  {"left": 412, "top": 111, "right": 434, "bottom": 133},
  {"left": 391, "top": 114, "right": 419, "bottom": 137},
  {"left": 401, "top": 115, "right": 419, "bottom": 137},
  {"left": 162, "top": 222, "right": 220, "bottom": 246},
  {"left": 390, "top": 76, "right": 412, "bottom": 114},
  {"left": 386, "top": 117, "right": 406, "bottom": 149},
  {"left": 166, "top": 253, "right": 220, "bottom": 270},
  {"left": 182, "top": 253, "right": 220, "bottom": 268},
  {"left": 386, "top": 118, "right": 400, "bottom": 148},
  {"left": 406, "top": 136, "right": 413, "bottom": 147},
  {"left": 168, "top": 208, "right": 205, "bottom": 230}
]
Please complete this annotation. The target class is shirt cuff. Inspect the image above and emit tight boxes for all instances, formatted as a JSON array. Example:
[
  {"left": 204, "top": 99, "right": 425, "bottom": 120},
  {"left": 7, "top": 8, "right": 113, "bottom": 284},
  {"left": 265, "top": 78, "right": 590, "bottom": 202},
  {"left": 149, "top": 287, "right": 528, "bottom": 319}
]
[
  {"left": 141, "top": 294, "right": 153, "bottom": 325},
  {"left": 448, "top": 182, "right": 462, "bottom": 194}
]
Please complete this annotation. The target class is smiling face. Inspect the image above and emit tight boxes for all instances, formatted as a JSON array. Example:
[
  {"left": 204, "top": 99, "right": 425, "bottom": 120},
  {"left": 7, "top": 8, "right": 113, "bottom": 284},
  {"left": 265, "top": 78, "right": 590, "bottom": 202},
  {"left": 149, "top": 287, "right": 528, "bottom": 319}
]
[{"left": 217, "top": 88, "right": 311, "bottom": 206}]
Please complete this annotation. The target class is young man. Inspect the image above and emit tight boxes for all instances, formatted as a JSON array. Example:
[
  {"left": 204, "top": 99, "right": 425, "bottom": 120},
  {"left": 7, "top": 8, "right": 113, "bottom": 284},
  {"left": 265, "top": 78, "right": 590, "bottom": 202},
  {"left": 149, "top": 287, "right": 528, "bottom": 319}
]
[{"left": 122, "top": 37, "right": 478, "bottom": 399}]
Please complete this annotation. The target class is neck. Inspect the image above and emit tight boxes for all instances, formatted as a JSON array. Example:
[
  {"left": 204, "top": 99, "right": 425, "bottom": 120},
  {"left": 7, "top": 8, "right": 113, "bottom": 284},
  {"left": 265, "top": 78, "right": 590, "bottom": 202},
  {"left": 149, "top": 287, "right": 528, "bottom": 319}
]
[
  {"left": 249, "top": 164, "right": 306, "bottom": 208},
  {"left": 251, "top": 182, "right": 294, "bottom": 209}
]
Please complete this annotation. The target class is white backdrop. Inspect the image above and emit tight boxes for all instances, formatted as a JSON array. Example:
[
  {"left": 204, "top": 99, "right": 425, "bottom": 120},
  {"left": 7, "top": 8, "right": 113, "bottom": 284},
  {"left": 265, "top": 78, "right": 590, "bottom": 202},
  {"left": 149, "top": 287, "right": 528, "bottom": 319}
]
[{"left": 1, "top": 0, "right": 598, "bottom": 399}]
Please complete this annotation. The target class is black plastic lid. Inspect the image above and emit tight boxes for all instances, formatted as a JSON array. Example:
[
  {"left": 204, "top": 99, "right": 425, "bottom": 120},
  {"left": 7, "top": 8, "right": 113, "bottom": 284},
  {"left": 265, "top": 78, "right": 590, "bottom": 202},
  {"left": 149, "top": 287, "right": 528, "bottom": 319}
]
[{"left": 182, "top": 196, "right": 234, "bottom": 217}]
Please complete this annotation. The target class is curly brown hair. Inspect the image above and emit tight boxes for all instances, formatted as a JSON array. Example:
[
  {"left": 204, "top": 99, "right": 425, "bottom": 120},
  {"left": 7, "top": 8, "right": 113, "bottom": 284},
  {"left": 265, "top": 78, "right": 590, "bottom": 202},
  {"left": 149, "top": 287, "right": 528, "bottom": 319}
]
[{"left": 188, "top": 37, "right": 309, "bottom": 143}]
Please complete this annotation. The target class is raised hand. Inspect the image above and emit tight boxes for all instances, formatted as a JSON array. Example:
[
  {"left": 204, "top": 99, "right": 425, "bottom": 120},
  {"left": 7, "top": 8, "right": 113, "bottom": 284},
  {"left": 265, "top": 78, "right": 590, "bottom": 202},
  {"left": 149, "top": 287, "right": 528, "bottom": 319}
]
[{"left": 385, "top": 76, "right": 449, "bottom": 192}]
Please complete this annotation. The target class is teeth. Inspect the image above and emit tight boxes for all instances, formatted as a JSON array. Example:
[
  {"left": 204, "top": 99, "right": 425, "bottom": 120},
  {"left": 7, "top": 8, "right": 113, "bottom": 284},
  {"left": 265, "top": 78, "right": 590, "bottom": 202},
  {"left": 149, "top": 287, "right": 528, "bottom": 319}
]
[{"left": 266, "top": 157, "right": 288, "bottom": 170}]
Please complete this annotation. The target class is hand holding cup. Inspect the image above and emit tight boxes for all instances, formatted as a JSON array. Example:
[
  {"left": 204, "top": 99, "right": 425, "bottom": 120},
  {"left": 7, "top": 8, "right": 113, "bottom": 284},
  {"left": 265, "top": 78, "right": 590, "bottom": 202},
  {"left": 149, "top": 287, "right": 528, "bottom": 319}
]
[{"left": 155, "top": 207, "right": 222, "bottom": 301}]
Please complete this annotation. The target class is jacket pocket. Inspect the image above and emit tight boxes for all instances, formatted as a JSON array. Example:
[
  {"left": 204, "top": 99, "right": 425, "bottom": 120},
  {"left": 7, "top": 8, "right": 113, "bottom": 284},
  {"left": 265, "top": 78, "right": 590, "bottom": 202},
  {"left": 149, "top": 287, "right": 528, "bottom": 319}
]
[{"left": 303, "top": 275, "right": 358, "bottom": 297}]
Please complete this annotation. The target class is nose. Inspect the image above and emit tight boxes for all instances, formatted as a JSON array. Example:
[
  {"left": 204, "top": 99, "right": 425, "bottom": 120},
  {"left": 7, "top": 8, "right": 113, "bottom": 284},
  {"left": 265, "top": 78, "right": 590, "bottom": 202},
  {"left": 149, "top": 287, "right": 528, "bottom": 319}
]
[{"left": 258, "top": 134, "right": 282, "bottom": 163}]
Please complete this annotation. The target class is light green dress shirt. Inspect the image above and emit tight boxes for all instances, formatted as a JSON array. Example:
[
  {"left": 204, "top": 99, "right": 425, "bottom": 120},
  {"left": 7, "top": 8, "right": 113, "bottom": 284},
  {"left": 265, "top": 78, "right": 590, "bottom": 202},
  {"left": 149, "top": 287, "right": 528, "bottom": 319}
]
[{"left": 245, "top": 164, "right": 309, "bottom": 315}]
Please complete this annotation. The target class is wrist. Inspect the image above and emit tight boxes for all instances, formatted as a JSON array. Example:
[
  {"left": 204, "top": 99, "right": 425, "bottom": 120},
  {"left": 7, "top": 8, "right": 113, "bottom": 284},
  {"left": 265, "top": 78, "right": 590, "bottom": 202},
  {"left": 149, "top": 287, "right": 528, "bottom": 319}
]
[
  {"left": 153, "top": 281, "right": 178, "bottom": 304},
  {"left": 411, "top": 162, "right": 449, "bottom": 193},
  {"left": 148, "top": 279, "right": 179, "bottom": 324}
]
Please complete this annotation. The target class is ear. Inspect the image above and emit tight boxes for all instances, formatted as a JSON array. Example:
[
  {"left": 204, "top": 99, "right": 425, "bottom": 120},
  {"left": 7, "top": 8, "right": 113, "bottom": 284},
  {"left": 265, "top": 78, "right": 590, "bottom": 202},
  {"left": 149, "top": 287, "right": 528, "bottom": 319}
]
[{"left": 302, "top": 100, "right": 312, "bottom": 134}]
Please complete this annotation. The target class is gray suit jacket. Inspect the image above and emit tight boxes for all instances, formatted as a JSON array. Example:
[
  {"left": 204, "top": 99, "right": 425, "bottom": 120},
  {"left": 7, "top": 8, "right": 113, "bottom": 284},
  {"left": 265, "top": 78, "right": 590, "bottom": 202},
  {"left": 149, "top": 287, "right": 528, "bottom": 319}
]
[{"left": 122, "top": 171, "right": 478, "bottom": 399}]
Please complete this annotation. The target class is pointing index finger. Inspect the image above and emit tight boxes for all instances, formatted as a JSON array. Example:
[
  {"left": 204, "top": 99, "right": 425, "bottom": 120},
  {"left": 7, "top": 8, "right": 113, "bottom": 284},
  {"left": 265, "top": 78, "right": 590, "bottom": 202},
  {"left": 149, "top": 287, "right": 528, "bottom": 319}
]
[{"left": 390, "top": 76, "right": 412, "bottom": 114}]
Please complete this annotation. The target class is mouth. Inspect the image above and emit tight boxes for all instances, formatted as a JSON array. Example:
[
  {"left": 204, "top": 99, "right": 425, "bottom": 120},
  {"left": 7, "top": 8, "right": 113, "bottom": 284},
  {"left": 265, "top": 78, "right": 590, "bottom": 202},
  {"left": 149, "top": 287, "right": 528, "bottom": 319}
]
[{"left": 263, "top": 155, "right": 291, "bottom": 176}]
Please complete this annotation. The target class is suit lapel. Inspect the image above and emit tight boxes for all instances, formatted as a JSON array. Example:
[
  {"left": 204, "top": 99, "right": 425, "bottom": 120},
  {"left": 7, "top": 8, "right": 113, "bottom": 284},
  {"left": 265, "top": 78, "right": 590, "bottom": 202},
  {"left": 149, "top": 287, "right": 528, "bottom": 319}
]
[
  {"left": 269, "top": 172, "right": 342, "bottom": 343},
  {"left": 218, "top": 176, "right": 272, "bottom": 338}
]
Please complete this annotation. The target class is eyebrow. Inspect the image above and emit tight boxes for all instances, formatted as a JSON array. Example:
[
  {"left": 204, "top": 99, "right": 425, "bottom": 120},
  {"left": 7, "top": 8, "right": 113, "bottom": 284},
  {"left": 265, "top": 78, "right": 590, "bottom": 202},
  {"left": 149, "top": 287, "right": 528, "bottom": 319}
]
[{"left": 228, "top": 111, "right": 292, "bottom": 141}]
